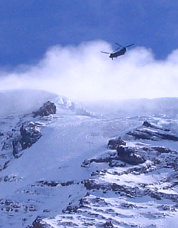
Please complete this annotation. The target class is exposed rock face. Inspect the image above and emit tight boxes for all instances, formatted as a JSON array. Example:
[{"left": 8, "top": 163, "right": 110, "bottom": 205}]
[
  {"left": 20, "top": 121, "right": 42, "bottom": 148},
  {"left": 36, "top": 180, "right": 75, "bottom": 187},
  {"left": 108, "top": 137, "right": 126, "bottom": 149},
  {"left": 30, "top": 216, "right": 51, "bottom": 228},
  {"left": 33, "top": 101, "right": 56, "bottom": 117},
  {"left": 127, "top": 121, "right": 178, "bottom": 141},
  {"left": 117, "top": 145, "right": 145, "bottom": 165},
  {"left": 81, "top": 151, "right": 119, "bottom": 167},
  {"left": 13, "top": 121, "right": 41, "bottom": 157},
  {"left": 0, "top": 198, "right": 37, "bottom": 214},
  {"left": 82, "top": 145, "right": 145, "bottom": 167},
  {"left": 105, "top": 137, "right": 145, "bottom": 166},
  {"left": 152, "top": 146, "right": 172, "bottom": 154},
  {"left": 142, "top": 121, "right": 170, "bottom": 131},
  {"left": 0, "top": 101, "right": 57, "bottom": 170}
]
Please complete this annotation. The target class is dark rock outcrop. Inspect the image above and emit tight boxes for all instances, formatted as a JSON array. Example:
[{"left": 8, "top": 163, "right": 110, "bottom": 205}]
[
  {"left": 152, "top": 146, "right": 172, "bottom": 154},
  {"left": 108, "top": 137, "right": 126, "bottom": 149},
  {"left": 82, "top": 146, "right": 145, "bottom": 167},
  {"left": 103, "top": 220, "right": 114, "bottom": 227},
  {"left": 127, "top": 121, "right": 178, "bottom": 141},
  {"left": 36, "top": 180, "right": 75, "bottom": 187},
  {"left": 127, "top": 129, "right": 178, "bottom": 141},
  {"left": 30, "top": 216, "right": 51, "bottom": 228},
  {"left": 33, "top": 101, "right": 56, "bottom": 117},
  {"left": 12, "top": 121, "right": 41, "bottom": 157},
  {"left": 81, "top": 151, "right": 119, "bottom": 167},
  {"left": 117, "top": 146, "right": 145, "bottom": 165},
  {"left": 20, "top": 121, "right": 42, "bottom": 149},
  {"left": 143, "top": 121, "right": 170, "bottom": 131},
  {"left": 0, "top": 198, "right": 37, "bottom": 214}
]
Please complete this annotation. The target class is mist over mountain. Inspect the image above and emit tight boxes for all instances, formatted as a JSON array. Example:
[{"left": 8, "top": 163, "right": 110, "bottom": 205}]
[
  {"left": 83, "top": 97, "right": 178, "bottom": 118},
  {"left": 0, "top": 89, "right": 177, "bottom": 227},
  {"left": 0, "top": 36, "right": 178, "bottom": 228},
  {"left": 0, "top": 0, "right": 178, "bottom": 226}
]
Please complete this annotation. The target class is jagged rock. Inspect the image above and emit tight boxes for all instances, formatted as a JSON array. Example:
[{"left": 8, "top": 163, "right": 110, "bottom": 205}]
[
  {"left": 158, "top": 204, "right": 177, "bottom": 212},
  {"left": 36, "top": 180, "right": 75, "bottom": 187},
  {"left": 61, "top": 181, "right": 75, "bottom": 186},
  {"left": 108, "top": 137, "right": 126, "bottom": 149},
  {"left": 36, "top": 180, "right": 59, "bottom": 187},
  {"left": 31, "top": 216, "right": 51, "bottom": 228},
  {"left": 83, "top": 179, "right": 144, "bottom": 197},
  {"left": 152, "top": 146, "right": 172, "bottom": 153},
  {"left": 127, "top": 129, "right": 178, "bottom": 141},
  {"left": 127, "top": 121, "right": 178, "bottom": 141},
  {"left": 82, "top": 145, "right": 144, "bottom": 167},
  {"left": 20, "top": 121, "right": 41, "bottom": 149},
  {"left": 83, "top": 179, "right": 100, "bottom": 191},
  {"left": 12, "top": 140, "right": 22, "bottom": 155},
  {"left": 143, "top": 121, "right": 170, "bottom": 131},
  {"left": 12, "top": 121, "right": 41, "bottom": 157},
  {"left": 0, "top": 198, "right": 37, "bottom": 213},
  {"left": 117, "top": 146, "right": 145, "bottom": 165},
  {"left": 81, "top": 151, "right": 118, "bottom": 167},
  {"left": 103, "top": 220, "right": 114, "bottom": 227},
  {"left": 62, "top": 205, "right": 78, "bottom": 213},
  {"left": 109, "top": 160, "right": 126, "bottom": 167},
  {"left": 83, "top": 177, "right": 178, "bottom": 202},
  {"left": 0, "top": 175, "right": 22, "bottom": 182},
  {"left": 33, "top": 101, "right": 56, "bottom": 117}
]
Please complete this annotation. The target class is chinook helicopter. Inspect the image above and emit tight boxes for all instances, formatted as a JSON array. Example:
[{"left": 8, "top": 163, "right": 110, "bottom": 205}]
[{"left": 101, "top": 43, "right": 134, "bottom": 60}]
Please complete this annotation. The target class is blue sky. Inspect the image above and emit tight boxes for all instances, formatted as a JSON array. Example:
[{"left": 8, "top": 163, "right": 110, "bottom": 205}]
[{"left": 0, "top": 0, "right": 178, "bottom": 67}]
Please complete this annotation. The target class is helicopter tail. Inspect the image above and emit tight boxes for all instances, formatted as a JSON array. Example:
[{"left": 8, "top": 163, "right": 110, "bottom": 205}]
[{"left": 100, "top": 51, "right": 110, "bottom": 55}]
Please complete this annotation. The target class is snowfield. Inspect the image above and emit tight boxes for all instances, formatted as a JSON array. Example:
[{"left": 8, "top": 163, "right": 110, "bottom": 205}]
[{"left": 0, "top": 90, "right": 178, "bottom": 228}]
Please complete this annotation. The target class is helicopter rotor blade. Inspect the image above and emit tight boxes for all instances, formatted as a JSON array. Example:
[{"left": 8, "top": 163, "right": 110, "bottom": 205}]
[
  {"left": 113, "top": 47, "right": 121, "bottom": 52},
  {"left": 115, "top": 43, "right": 123, "bottom": 48},
  {"left": 125, "top": 44, "right": 134, "bottom": 48},
  {"left": 100, "top": 51, "right": 110, "bottom": 55}
]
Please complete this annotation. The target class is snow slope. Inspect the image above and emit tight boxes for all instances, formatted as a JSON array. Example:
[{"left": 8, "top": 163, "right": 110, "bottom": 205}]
[{"left": 0, "top": 89, "right": 178, "bottom": 228}]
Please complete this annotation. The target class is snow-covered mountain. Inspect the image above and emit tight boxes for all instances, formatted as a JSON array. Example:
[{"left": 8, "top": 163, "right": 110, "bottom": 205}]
[{"left": 0, "top": 90, "right": 178, "bottom": 228}]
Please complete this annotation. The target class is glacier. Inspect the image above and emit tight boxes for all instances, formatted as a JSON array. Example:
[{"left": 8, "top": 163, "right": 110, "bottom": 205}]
[{"left": 0, "top": 89, "right": 178, "bottom": 228}]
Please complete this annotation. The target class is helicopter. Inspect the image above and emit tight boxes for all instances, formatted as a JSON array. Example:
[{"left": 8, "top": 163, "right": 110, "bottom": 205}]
[{"left": 101, "top": 43, "right": 134, "bottom": 60}]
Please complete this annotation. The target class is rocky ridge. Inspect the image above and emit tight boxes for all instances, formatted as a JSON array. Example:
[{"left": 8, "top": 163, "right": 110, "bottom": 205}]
[
  {"left": 32, "top": 117, "right": 178, "bottom": 227},
  {"left": 0, "top": 93, "right": 178, "bottom": 228},
  {"left": 0, "top": 92, "right": 98, "bottom": 228}
]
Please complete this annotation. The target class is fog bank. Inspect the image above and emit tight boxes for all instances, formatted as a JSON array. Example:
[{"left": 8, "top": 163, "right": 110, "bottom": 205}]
[{"left": 0, "top": 40, "right": 178, "bottom": 102}]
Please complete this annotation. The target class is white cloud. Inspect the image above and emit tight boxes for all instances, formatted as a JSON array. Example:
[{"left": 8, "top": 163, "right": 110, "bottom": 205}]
[{"left": 0, "top": 40, "right": 178, "bottom": 102}]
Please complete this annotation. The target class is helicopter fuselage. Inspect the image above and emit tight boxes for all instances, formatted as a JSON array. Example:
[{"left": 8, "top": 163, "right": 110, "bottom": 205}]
[{"left": 109, "top": 47, "right": 126, "bottom": 59}]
